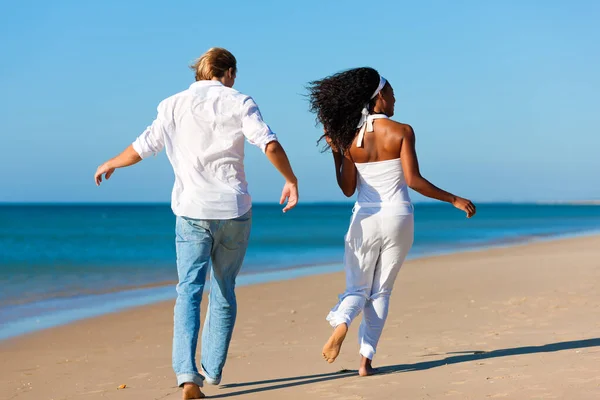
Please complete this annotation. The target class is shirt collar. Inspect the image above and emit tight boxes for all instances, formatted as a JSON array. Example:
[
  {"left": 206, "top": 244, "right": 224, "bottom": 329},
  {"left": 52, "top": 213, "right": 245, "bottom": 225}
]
[{"left": 190, "top": 80, "right": 224, "bottom": 89}]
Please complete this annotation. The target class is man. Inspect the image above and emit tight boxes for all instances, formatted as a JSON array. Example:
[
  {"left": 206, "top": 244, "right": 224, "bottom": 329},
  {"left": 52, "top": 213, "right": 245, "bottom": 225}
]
[{"left": 94, "top": 47, "right": 298, "bottom": 399}]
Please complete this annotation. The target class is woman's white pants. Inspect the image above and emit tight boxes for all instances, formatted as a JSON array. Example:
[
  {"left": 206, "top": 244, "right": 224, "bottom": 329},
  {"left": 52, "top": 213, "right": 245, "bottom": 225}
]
[{"left": 327, "top": 210, "right": 414, "bottom": 360}]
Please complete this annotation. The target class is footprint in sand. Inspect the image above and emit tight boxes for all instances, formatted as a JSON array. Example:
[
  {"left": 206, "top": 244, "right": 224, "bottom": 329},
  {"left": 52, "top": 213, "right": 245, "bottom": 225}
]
[
  {"left": 80, "top": 389, "right": 108, "bottom": 395},
  {"left": 452, "top": 369, "right": 472, "bottom": 375},
  {"left": 127, "top": 372, "right": 151, "bottom": 380}
]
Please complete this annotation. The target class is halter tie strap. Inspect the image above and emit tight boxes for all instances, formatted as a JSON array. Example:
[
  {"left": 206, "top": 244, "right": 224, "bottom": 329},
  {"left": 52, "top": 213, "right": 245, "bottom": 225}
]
[{"left": 356, "top": 75, "right": 387, "bottom": 147}]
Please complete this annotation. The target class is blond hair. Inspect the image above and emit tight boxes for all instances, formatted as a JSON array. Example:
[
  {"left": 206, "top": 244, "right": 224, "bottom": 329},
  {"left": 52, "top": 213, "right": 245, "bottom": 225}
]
[{"left": 190, "top": 47, "right": 237, "bottom": 81}]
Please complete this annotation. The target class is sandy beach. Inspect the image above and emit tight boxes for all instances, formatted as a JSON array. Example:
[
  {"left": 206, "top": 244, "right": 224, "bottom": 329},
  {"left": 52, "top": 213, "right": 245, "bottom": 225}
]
[{"left": 1, "top": 235, "right": 599, "bottom": 400}]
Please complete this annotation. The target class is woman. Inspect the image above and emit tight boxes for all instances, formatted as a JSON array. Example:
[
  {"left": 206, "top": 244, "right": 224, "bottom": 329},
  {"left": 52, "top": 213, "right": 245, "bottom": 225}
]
[
  {"left": 308, "top": 67, "right": 475, "bottom": 376},
  {"left": 95, "top": 48, "right": 299, "bottom": 399}
]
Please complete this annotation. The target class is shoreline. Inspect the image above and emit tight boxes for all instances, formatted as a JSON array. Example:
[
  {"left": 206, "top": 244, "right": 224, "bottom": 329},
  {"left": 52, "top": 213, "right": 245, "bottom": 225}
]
[
  {"left": 2, "top": 234, "right": 599, "bottom": 399},
  {"left": 2, "top": 228, "right": 600, "bottom": 342}
]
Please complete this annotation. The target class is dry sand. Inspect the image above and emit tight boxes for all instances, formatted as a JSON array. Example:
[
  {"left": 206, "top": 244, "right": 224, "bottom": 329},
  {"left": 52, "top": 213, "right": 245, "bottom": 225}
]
[{"left": 1, "top": 235, "right": 599, "bottom": 400}]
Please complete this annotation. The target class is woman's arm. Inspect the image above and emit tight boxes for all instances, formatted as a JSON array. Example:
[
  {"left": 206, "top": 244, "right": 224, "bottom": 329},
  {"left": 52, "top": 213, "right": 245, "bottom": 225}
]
[
  {"left": 327, "top": 137, "right": 357, "bottom": 197},
  {"left": 399, "top": 125, "right": 476, "bottom": 218}
]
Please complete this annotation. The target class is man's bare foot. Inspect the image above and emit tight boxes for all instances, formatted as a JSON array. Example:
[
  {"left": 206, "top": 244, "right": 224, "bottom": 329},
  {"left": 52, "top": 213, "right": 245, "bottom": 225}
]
[
  {"left": 358, "top": 356, "right": 377, "bottom": 377},
  {"left": 182, "top": 383, "right": 205, "bottom": 399},
  {"left": 322, "top": 323, "right": 348, "bottom": 363}
]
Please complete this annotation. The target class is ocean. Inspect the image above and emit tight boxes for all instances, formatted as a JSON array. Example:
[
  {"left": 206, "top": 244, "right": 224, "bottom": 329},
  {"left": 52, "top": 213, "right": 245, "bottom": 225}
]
[{"left": 1, "top": 203, "right": 600, "bottom": 340}]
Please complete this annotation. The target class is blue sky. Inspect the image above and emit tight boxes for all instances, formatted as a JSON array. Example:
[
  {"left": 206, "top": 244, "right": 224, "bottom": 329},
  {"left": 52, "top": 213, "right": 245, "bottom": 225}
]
[{"left": 1, "top": 0, "right": 598, "bottom": 203}]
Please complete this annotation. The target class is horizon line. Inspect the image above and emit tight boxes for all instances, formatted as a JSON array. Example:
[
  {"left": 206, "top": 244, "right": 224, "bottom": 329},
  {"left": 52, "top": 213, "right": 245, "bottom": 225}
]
[{"left": 0, "top": 200, "right": 599, "bottom": 206}]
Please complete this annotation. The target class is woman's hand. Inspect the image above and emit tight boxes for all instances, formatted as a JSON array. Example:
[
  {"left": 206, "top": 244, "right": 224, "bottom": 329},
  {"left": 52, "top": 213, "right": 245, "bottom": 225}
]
[{"left": 452, "top": 197, "right": 476, "bottom": 218}]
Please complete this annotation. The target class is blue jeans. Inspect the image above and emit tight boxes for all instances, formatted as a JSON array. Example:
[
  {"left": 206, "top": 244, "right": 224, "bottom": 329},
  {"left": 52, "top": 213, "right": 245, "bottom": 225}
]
[{"left": 172, "top": 209, "right": 252, "bottom": 387}]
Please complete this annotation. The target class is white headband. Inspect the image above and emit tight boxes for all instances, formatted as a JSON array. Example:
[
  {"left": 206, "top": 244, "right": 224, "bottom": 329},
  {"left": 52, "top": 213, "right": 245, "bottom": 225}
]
[
  {"left": 356, "top": 75, "right": 387, "bottom": 147},
  {"left": 370, "top": 76, "right": 387, "bottom": 99}
]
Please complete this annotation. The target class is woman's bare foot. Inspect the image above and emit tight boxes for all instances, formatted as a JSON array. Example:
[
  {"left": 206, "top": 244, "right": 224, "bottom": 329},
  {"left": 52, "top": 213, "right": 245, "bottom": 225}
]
[
  {"left": 358, "top": 356, "right": 377, "bottom": 377},
  {"left": 322, "top": 323, "right": 348, "bottom": 363},
  {"left": 182, "top": 383, "right": 205, "bottom": 399}
]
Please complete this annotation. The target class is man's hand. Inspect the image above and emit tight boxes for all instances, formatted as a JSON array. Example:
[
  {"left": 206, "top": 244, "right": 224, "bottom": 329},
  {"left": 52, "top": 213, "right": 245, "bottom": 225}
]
[
  {"left": 93, "top": 145, "right": 143, "bottom": 187},
  {"left": 280, "top": 181, "right": 299, "bottom": 213},
  {"left": 94, "top": 162, "right": 115, "bottom": 186}
]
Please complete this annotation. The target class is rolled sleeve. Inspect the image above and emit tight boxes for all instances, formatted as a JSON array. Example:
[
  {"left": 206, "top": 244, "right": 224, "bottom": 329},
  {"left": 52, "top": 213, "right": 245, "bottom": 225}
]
[
  {"left": 241, "top": 97, "right": 278, "bottom": 153},
  {"left": 132, "top": 101, "right": 171, "bottom": 159}
]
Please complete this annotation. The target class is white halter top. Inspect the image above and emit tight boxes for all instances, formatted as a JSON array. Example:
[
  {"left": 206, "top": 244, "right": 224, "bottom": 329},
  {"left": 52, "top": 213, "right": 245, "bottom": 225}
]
[{"left": 353, "top": 114, "right": 413, "bottom": 215}]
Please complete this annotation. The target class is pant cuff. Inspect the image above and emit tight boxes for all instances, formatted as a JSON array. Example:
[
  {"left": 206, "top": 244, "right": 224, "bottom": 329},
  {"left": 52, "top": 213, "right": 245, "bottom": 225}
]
[
  {"left": 201, "top": 364, "right": 222, "bottom": 385},
  {"left": 326, "top": 312, "right": 350, "bottom": 328},
  {"left": 177, "top": 373, "right": 204, "bottom": 388},
  {"left": 359, "top": 346, "right": 375, "bottom": 360}
]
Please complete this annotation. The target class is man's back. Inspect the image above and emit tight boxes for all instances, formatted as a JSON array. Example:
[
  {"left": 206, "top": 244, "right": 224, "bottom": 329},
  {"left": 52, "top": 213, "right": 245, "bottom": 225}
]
[{"left": 133, "top": 80, "right": 278, "bottom": 219}]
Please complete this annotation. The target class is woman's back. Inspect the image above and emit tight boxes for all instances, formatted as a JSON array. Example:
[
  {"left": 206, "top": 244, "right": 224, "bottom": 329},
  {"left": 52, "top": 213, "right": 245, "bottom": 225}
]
[
  {"left": 355, "top": 158, "right": 411, "bottom": 204},
  {"left": 348, "top": 115, "right": 405, "bottom": 163},
  {"left": 350, "top": 116, "right": 412, "bottom": 211}
]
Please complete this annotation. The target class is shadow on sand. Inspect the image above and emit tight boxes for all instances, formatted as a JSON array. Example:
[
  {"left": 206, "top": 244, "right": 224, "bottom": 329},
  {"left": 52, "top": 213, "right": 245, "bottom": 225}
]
[{"left": 209, "top": 338, "right": 600, "bottom": 398}]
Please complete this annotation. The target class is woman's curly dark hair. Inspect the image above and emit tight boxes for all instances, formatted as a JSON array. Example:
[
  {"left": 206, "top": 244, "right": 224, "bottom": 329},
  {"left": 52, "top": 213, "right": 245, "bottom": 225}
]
[{"left": 307, "top": 67, "right": 382, "bottom": 153}]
